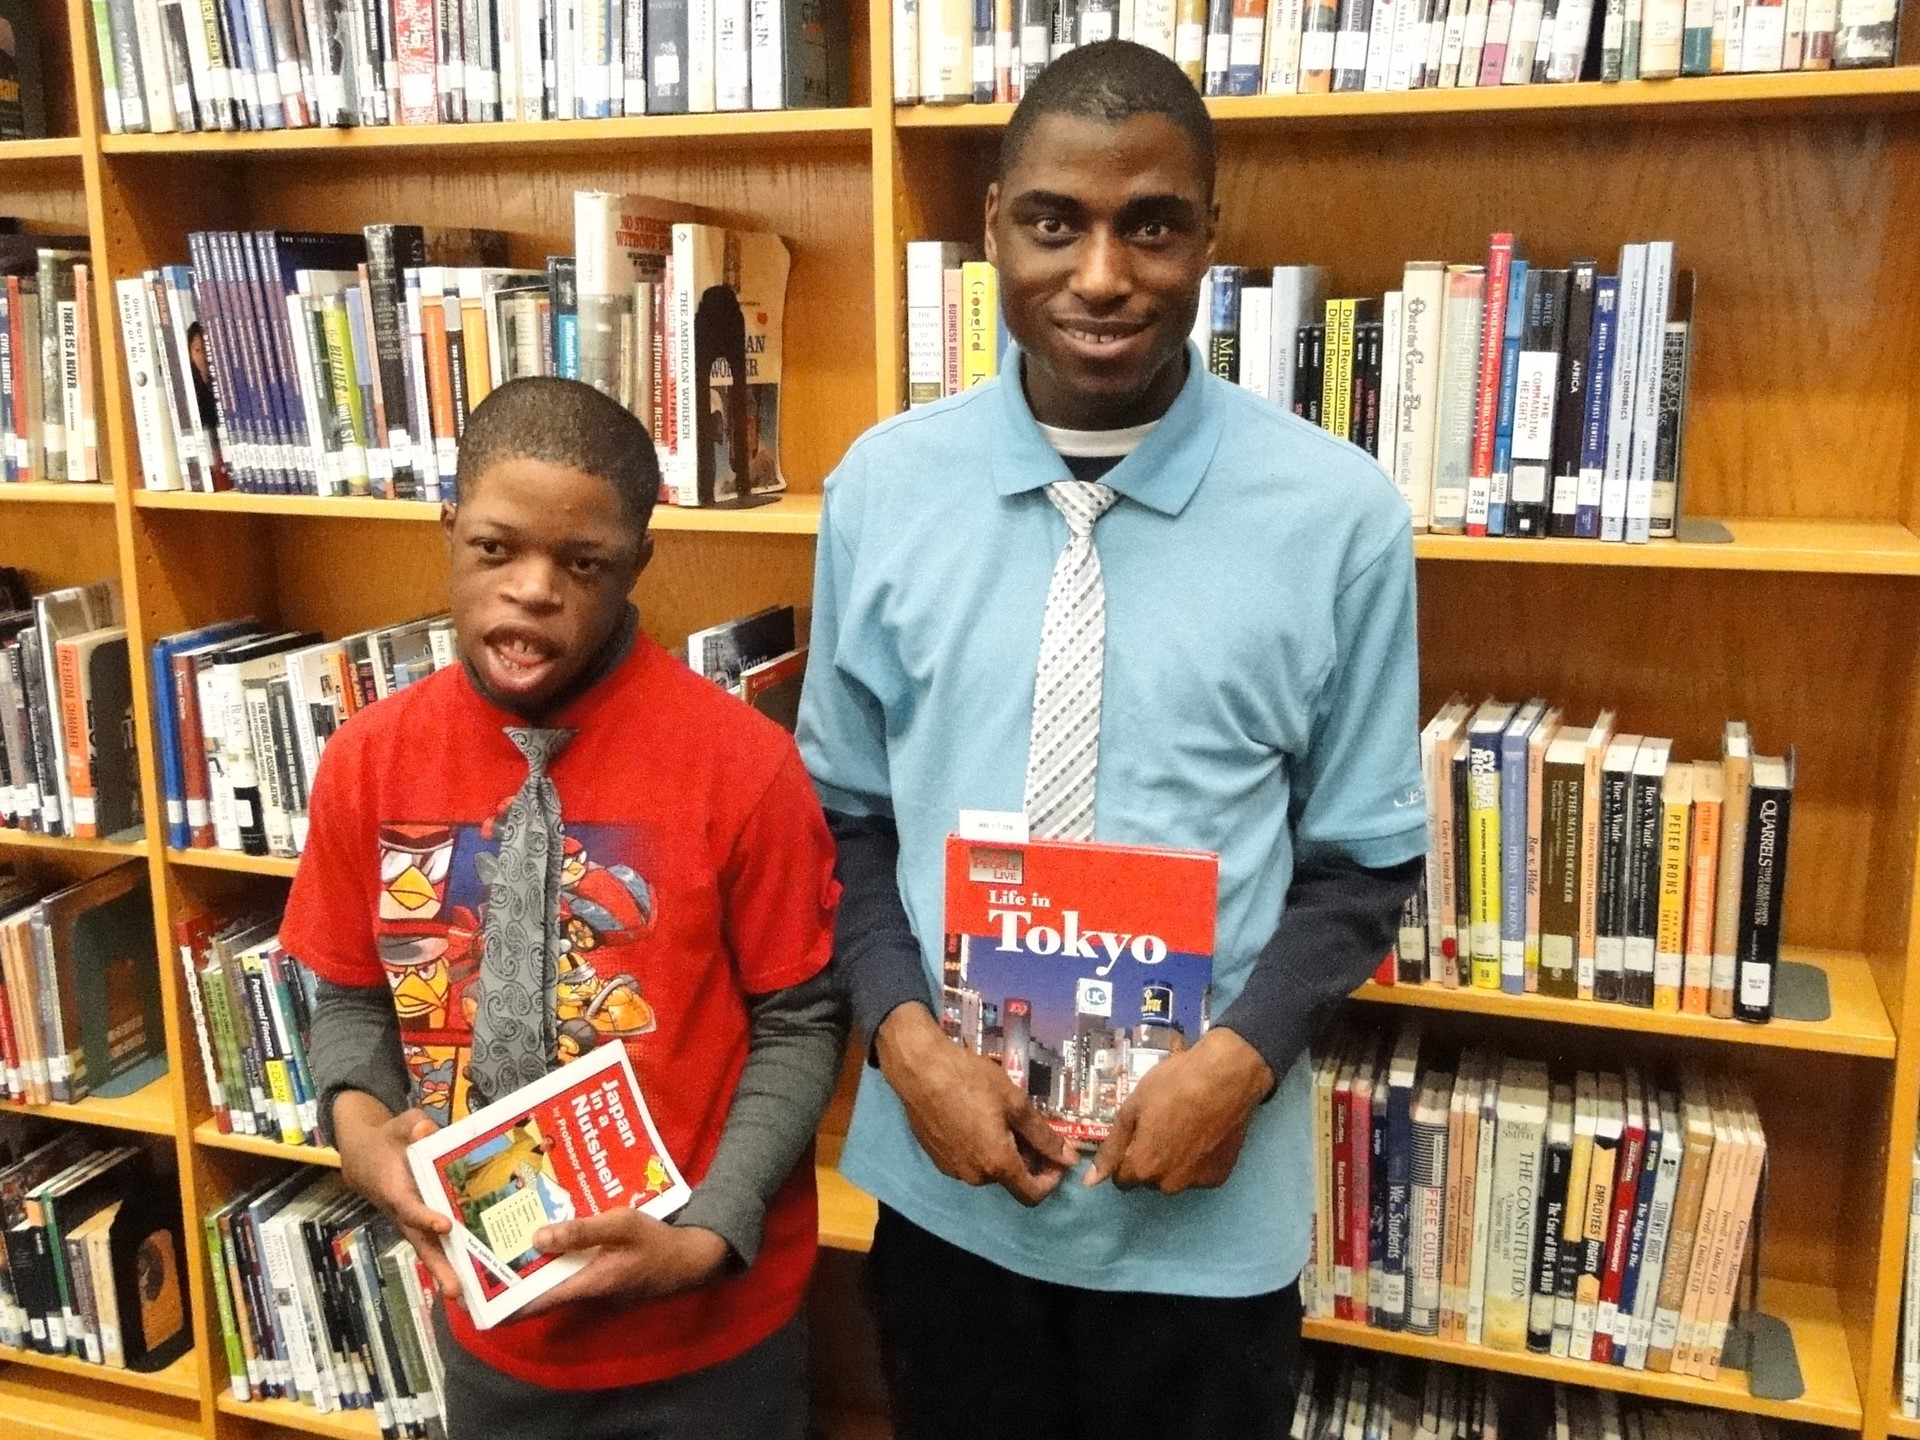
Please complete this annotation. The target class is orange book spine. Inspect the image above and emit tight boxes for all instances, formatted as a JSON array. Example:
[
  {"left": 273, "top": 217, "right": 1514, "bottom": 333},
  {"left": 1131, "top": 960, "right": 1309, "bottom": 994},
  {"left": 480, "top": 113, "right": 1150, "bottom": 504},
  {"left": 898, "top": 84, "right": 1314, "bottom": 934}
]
[
  {"left": 1682, "top": 765, "right": 1722, "bottom": 1015},
  {"left": 422, "top": 296, "right": 457, "bottom": 457},
  {"left": 460, "top": 290, "right": 492, "bottom": 412},
  {"left": 56, "top": 638, "right": 95, "bottom": 838}
]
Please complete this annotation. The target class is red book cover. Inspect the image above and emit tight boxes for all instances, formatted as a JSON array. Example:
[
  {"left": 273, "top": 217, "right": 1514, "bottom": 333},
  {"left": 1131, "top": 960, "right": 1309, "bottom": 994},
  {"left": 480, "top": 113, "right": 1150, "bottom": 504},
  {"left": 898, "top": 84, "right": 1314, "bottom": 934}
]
[
  {"left": 408, "top": 1042, "right": 691, "bottom": 1329},
  {"left": 1374, "top": 949, "right": 1396, "bottom": 985},
  {"left": 941, "top": 834, "right": 1218, "bottom": 1152},
  {"left": 1347, "top": 1057, "right": 1372, "bottom": 1319},
  {"left": 1468, "top": 232, "right": 1515, "bottom": 535},
  {"left": 1331, "top": 1059, "right": 1353, "bottom": 1319},
  {"left": 393, "top": 0, "right": 440, "bottom": 125},
  {"left": 1595, "top": 1079, "right": 1648, "bottom": 1360}
]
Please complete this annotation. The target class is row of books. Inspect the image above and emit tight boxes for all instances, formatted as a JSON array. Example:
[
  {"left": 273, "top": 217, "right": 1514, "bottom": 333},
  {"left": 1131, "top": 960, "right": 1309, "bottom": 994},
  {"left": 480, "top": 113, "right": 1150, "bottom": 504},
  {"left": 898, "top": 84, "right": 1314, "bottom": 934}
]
[
  {"left": 151, "top": 615, "right": 457, "bottom": 859},
  {"left": 0, "top": 863, "right": 167, "bottom": 1109},
  {"left": 904, "top": 243, "right": 1002, "bottom": 405},
  {"left": 0, "top": 234, "right": 107, "bottom": 487},
  {"left": 0, "top": 574, "right": 140, "bottom": 841},
  {"left": 120, "top": 196, "right": 791, "bottom": 510},
  {"left": 87, "top": 0, "right": 848, "bottom": 135},
  {"left": 893, "top": 0, "right": 1898, "bottom": 104},
  {"left": 1288, "top": 1347, "right": 1783, "bottom": 1440},
  {"left": 1307, "top": 1028, "right": 1771, "bottom": 1384},
  {"left": 0, "top": 1124, "right": 191, "bottom": 1371},
  {"left": 1402, "top": 704, "right": 1794, "bottom": 1023},
  {"left": 1204, "top": 237, "right": 1696, "bottom": 541},
  {"left": 178, "top": 908, "right": 326, "bottom": 1147},
  {"left": 685, "top": 601, "right": 807, "bottom": 728},
  {"left": 209, "top": 1168, "right": 448, "bottom": 1437}
]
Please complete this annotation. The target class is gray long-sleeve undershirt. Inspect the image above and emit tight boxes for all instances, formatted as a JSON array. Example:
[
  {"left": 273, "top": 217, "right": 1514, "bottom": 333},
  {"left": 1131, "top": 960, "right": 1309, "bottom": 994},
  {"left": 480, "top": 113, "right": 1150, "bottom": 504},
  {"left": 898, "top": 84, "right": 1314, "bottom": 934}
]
[{"left": 309, "top": 968, "right": 847, "bottom": 1267}]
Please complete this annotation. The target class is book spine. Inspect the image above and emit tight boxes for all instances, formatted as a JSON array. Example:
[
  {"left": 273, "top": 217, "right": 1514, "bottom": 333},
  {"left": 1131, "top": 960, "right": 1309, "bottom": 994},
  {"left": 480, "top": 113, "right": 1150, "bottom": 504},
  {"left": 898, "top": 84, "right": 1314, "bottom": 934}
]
[
  {"left": 1498, "top": 723, "right": 1530, "bottom": 995},
  {"left": 1653, "top": 777, "right": 1691, "bottom": 1013},
  {"left": 1465, "top": 234, "right": 1512, "bottom": 536},
  {"left": 1467, "top": 728, "right": 1502, "bottom": 990},
  {"left": 1622, "top": 762, "right": 1664, "bottom": 1008},
  {"left": 1735, "top": 766, "right": 1791, "bottom": 1022},
  {"left": 1487, "top": 257, "right": 1528, "bottom": 537},
  {"left": 1529, "top": 1114, "right": 1572, "bottom": 1351},
  {"left": 1683, "top": 775, "right": 1721, "bottom": 1014}
]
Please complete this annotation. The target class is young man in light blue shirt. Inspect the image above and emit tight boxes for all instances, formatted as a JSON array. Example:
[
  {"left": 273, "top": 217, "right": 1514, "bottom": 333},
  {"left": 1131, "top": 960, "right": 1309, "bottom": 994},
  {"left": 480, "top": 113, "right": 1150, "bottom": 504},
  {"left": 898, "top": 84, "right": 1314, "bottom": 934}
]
[{"left": 798, "top": 38, "right": 1425, "bottom": 1439}]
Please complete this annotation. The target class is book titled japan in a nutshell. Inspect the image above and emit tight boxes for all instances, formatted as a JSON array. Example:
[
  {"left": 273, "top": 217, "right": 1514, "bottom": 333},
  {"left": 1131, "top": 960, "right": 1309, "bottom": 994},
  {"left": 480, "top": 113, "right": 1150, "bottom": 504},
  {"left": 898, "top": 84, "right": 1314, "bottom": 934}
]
[
  {"left": 407, "top": 1041, "right": 689, "bottom": 1328},
  {"left": 942, "top": 834, "right": 1219, "bottom": 1150}
]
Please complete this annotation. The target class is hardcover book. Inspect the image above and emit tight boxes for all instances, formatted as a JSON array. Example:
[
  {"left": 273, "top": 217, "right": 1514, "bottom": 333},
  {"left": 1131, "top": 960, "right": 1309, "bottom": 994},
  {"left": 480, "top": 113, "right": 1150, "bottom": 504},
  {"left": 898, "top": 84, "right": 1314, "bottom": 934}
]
[
  {"left": 942, "top": 833, "right": 1219, "bottom": 1149},
  {"left": 407, "top": 1041, "right": 691, "bottom": 1329}
]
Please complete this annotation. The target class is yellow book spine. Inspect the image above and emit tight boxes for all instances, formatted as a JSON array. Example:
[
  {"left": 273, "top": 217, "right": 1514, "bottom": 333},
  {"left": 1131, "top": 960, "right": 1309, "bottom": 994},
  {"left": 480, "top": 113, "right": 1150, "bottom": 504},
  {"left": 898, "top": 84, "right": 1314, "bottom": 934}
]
[
  {"left": 1469, "top": 739, "right": 1502, "bottom": 989},
  {"left": 960, "top": 262, "right": 999, "bottom": 389},
  {"left": 1653, "top": 767, "right": 1693, "bottom": 1014}
]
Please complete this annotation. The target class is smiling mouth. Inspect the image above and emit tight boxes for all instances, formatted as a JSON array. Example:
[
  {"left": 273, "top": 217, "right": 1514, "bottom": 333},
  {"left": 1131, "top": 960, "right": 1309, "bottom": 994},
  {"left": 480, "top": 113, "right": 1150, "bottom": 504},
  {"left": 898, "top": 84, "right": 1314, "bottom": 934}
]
[{"left": 1058, "top": 322, "right": 1148, "bottom": 347}]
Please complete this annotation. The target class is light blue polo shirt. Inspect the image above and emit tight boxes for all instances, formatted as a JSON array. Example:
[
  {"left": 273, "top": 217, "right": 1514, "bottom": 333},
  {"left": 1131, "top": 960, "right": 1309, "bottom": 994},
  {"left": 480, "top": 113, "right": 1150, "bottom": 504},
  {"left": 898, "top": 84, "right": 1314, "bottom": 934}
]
[{"left": 796, "top": 343, "right": 1426, "bottom": 1297}]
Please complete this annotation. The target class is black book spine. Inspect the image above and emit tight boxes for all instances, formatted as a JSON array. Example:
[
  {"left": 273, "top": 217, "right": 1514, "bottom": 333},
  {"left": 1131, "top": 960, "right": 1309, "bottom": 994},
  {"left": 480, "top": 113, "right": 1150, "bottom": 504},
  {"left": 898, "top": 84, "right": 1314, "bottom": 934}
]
[
  {"left": 1290, "top": 325, "right": 1311, "bottom": 418},
  {"left": 445, "top": 322, "right": 469, "bottom": 438},
  {"left": 1330, "top": 0, "right": 1370, "bottom": 90},
  {"left": 1621, "top": 764, "right": 1663, "bottom": 1008},
  {"left": 647, "top": 0, "right": 690, "bottom": 111},
  {"left": 1302, "top": 323, "right": 1324, "bottom": 426},
  {"left": 1652, "top": 270, "right": 1696, "bottom": 540},
  {"left": 1050, "top": 0, "right": 1078, "bottom": 59},
  {"left": 363, "top": 226, "right": 426, "bottom": 500},
  {"left": 1396, "top": 875, "right": 1427, "bottom": 984},
  {"left": 1529, "top": 1121, "right": 1572, "bottom": 1352},
  {"left": 1548, "top": 261, "right": 1597, "bottom": 537},
  {"left": 437, "top": 0, "right": 465, "bottom": 121},
  {"left": 1509, "top": 268, "right": 1566, "bottom": 539},
  {"left": 1359, "top": 320, "right": 1384, "bottom": 458},
  {"left": 1019, "top": 0, "right": 1052, "bottom": 91},
  {"left": 1594, "top": 758, "right": 1631, "bottom": 1004},
  {"left": 1735, "top": 759, "right": 1793, "bottom": 1023},
  {"left": 233, "top": 1210, "right": 285, "bottom": 1397},
  {"left": 1203, "top": 0, "right": 1233, "bottom": 91},
  {"left": 19, "top": 630, "right": 62, "bottom": 835}
]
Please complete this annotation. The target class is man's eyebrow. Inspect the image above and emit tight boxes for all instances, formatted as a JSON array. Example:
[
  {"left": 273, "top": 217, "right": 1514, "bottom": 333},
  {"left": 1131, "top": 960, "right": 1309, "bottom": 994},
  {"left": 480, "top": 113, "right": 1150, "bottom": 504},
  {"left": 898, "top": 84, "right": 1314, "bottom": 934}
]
[
  {"left": 1116, "top": 193, "right": 1202, "bottom": 221},
  {"left": 1008, "top": 188, "right": 1089, "bottom": 212}
]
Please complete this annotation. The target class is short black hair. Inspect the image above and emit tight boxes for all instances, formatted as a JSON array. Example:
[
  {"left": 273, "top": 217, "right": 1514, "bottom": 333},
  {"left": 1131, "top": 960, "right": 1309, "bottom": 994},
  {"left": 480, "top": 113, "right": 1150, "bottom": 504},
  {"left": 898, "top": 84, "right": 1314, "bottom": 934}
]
[
  {"left": 998, "top": 40, "right": 1217, "bottom": 196},
  {"left": 454, "top": 376, "right": 658, "bottom": 537}
]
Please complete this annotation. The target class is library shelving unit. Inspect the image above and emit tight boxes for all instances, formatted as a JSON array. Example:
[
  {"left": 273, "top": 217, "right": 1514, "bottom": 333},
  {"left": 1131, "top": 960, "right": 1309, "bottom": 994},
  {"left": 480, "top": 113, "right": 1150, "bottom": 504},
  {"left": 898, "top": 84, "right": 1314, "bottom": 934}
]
[{"left": 5, "top": 0, "right": 1920, "bottom": 1430}]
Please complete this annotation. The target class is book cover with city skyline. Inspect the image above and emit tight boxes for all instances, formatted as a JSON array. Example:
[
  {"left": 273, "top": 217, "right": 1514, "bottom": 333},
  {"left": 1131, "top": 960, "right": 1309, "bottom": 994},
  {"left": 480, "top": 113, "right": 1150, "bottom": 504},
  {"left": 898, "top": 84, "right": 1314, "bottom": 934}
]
[{"left": 942, "top": 835, "right": 1220, "bottom": 1148}]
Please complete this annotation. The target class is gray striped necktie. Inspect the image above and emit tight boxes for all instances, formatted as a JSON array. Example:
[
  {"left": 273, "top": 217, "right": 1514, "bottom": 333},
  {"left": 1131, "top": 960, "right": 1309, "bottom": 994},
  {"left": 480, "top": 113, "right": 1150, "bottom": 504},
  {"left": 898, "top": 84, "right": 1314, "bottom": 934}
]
[
  {"left": 1024, "top": 481, "right": 1119, "bottom": 841},
  {"left": 469, "top": 726, "right": 574, "bottom": 1108}
]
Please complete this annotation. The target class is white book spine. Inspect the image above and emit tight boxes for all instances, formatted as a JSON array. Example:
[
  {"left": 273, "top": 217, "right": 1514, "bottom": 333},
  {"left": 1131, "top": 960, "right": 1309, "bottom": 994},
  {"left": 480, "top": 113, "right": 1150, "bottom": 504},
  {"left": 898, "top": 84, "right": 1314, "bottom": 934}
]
[
  {"left": 1600, "top": 243, "right": 1645, "bottom": 542},
  {"left": 1624, "top": 241, "right": 1672, "bottom": 544},
  {"left": 1548, "top": 0, "right": 1597, "bottom": 70},
  {"left": 1903, "top": 1150, "right": 1920, "bottom": 1415},
  {"left": 1465, "top": 1074, "right": 1500, "bottom": 1343},
  {"left": 1240, "top": 287, "right": 1273, "bottom": 399},
  {"left": 1364, "top": 0, "right": 1401, "bottom": 84},
  {"left": 1459, "top": 0, "right": 1491, "bottom": 80},
  {"left": 749, "top": 0, "right": 783, "bottom": 107},
  {"left": 715, "top": 0, "right": 750, "bottom": 106},
  {"left": 1378, "top": 290, "right": 1404, "bottom": 478},
  {"left": 1393, "top": 264, "right": 1445, "bottom": 532},
  {"left": 117, "top": 279, "right": 181, "bottom": 489},
  {"left": 895, "top": 0, "right": 920, "bottom": 98},
  {"left": 1624, "top": 1105, "right": 1684, "bottom": 1369},
  {"left": 1502, "top": 0, "right": 1543, "bottom": 76},
  {"left": 1263, "top": 0, "right": 1305, "bottom": 84},
  {"left": 687, "top": 0, "right": 716, "bottom": 107}
]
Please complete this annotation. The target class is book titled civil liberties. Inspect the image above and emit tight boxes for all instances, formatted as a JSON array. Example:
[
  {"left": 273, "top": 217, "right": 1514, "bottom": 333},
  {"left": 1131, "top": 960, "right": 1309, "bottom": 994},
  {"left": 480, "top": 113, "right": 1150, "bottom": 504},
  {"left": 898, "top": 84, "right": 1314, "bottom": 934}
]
[
  {"left": 407, "top": 1042, "right": 690, "bottom": 1329},
  {"left": 942, "top": 834, "right": 1218, "bottom": 1150}
]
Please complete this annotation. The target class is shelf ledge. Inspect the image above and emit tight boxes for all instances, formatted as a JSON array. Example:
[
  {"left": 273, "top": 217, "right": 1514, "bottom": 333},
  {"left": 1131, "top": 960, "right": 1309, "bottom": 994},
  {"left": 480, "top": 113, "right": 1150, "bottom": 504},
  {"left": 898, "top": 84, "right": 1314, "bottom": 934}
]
[{"left": 1351, "top": 949, "right": 1895, "bottom": 1058}]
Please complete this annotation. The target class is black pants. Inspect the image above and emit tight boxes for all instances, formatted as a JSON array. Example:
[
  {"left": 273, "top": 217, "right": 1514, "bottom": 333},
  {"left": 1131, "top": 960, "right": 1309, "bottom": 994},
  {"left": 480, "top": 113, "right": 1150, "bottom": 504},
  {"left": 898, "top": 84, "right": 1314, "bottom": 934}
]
[{"left": 867, "top": 1205, "right": 1302, "bottom": 1440}]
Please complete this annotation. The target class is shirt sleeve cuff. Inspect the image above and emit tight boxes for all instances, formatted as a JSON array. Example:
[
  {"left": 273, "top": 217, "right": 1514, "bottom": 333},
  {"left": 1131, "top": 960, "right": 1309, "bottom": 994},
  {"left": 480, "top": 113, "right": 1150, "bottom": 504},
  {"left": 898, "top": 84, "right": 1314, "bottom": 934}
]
[
  {"left": 851, "top": 943, "right": 939, "bottom": 1053},
  {"left": 674, "top": 1183, "right": 767, "bottom": 1270}
]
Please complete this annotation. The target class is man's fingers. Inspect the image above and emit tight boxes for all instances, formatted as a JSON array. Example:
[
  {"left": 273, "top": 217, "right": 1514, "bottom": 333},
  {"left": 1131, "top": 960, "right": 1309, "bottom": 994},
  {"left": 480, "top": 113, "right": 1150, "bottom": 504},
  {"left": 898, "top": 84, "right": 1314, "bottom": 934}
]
[
  {"left": 399, "top": 1225, "right": 464, "bottom": 1302},
  {"left": 1007, "top": 1100, "right": 1077, "bottom": 1170},
  {"left": 1083, "top": 1108, "right": 1137, "bottom": 1189},
  {"left": 535, "top": 1209, "right": 646, "bottom": 1254}
]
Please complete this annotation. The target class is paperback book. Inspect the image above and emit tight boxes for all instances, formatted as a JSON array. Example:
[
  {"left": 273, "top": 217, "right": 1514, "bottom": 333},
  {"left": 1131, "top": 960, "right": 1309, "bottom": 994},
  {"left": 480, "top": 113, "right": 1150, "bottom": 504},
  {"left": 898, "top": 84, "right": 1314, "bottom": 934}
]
[{"left": 406, "top": 1040, "right": 689, "bottom": 1329}]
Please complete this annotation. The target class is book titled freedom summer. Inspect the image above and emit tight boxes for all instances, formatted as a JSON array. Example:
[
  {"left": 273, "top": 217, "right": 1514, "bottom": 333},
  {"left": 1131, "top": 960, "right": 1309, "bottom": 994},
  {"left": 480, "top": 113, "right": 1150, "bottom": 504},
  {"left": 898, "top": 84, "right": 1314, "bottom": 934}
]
[
  {"left": 406, "top": 1042, "right": 690, "bottom": 1328},
  {"left": 942, "top": 834, "right": 1219, "bottom": 1149}
]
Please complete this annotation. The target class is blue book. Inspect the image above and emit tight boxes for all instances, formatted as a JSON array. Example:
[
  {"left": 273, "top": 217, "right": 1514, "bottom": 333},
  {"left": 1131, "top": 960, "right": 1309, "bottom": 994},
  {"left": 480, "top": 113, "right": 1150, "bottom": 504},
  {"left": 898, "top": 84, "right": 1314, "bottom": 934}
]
[
  {"left": 1380, "top": 1026, "right": 1421, "bottom": 1331},
  {"left": 1487, "top": 258, "right": 1529, "bottom": 537},
  {"left": 151, "top": 622, "right": 259, "bottom": 849},
  {"left": 1575, "top": 276, "right": 1620, "bottom": 539},
  {"left": 1499, "top": 700, "right": 1546, "bottom": 995},
  {"left": 1612, "top": 1085, "right": 1666, "bottom": 1364}
]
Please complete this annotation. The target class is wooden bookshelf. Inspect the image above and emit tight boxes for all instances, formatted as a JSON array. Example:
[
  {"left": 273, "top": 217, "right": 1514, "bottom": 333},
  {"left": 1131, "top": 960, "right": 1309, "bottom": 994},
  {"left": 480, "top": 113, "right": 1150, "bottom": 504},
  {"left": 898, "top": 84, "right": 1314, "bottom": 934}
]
[
  {"left": 10, "top": 0, "right": 1919, "bottom": 1428},
  {"left": 1351, "top": 951, "right": 1897, "bottom": 1058},
  {"left": 1303, "top": 1279, "right": 1860, "bottom": 1429},
  {"left": 0, "top": 1075, "right": 176, "bottom": 1135},
  {"left": 0, "top": 1344, "right": 199, "bottom": 1401}
]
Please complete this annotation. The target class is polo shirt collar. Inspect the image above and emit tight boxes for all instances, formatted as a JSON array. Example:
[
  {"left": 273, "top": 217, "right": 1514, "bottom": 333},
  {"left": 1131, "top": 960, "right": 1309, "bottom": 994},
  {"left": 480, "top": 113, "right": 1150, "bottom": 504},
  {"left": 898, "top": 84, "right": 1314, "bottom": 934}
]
[{"left": 991, "top": 340, "right": 1223, "bottom": 517}]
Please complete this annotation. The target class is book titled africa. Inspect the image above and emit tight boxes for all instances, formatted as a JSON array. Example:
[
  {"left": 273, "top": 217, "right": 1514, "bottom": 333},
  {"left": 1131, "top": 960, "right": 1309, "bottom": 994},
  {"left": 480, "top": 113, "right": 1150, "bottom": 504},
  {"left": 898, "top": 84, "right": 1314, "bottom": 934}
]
[
  {"left": 406, "top": 1041, "right": 691, "bottom": 1328},
  {"left": 942, "top": 834, "right": 1220, "bottom": 1149}
]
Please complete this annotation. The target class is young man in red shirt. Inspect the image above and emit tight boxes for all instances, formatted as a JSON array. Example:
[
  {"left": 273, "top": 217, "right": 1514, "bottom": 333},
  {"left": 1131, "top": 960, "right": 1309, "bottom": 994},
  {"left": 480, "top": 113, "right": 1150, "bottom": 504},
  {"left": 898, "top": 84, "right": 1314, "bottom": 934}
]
[{"left": 285, "top": 377, "right": 845, "bottom": 1439}]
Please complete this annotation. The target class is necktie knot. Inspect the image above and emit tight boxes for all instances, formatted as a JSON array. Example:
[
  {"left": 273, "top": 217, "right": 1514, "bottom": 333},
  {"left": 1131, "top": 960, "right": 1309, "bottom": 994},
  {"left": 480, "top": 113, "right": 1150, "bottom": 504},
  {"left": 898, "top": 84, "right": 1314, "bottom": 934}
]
[
  {"left": 1046, "top": 481, "right": 1118, "bottom": 540},
  {"left": 506, "top": 726, "right": 574, "bottom": 776}
]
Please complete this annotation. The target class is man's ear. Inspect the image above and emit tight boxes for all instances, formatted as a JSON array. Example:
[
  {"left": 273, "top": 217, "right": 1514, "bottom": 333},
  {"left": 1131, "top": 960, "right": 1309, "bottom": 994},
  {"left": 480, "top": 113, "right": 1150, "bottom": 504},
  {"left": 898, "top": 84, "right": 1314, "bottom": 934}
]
[
  {"left": 440, "top": 500, "right": 458, "bottom": 557},
  {"left": 634, "top": 532, "right": 655, "bottom": 582},
  {"left": 984, "top": 181, "right": 1001, "bottom": 267},
  {"left": 1205, "top": 198, "right": 1221, "bottom": 268}
]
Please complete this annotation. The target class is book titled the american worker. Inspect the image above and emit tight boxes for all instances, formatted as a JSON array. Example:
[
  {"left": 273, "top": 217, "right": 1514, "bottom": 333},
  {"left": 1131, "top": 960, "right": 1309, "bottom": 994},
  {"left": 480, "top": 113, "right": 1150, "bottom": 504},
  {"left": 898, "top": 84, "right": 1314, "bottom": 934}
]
[
  {"left": 942, "top": 834, "right": 1220, "bottom": 1150},
  {"left": 407, "top": 1041, "right": 690, "bottom": 1328}
]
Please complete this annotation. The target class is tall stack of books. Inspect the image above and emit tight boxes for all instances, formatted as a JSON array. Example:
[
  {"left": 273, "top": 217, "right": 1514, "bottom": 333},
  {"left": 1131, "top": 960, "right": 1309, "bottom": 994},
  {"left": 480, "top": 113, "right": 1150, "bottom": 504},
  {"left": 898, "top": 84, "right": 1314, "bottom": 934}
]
[
  {"left": 86, "top": 0, "right": 849, "bottom": 134},
  {"left": 1, "top": 233, "right": 105, "bottom": 488},
  {"left": 895, "top": 0, "right": 1897, "bottom": 103},
  {"left": 176, "top": 907, "right": 327, "bottom": 1149},
  {"left": 1202, "top": 236, "right": 1698, "bottom": 543},
  {"left": 0, "top": 1127, "right": 192, "bottom": 1372},
  {"left": 1289, "top": 1347, "right": 1787, "bottom": 1440},
  {"left": 0, "top": 573, "right": 140, "bottom": 842},
  {"left": 150, "top": 614, "right": 458, "bottom": 860},
  {"left": 117, "top": 198, "right": 792, "bottom": 510},
  {"left": 1397, "top": 702, "right": 1794, "bottom": 1026},
  {"left": 0, "top": 862, "right": 168, "bottom": 1108},
  {"left": 208, "top": 1170, "right": 448, "bottom": 1434},
  {"left": 1306, "top": 1023, "right": 1771, "bottom": 1386}
]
